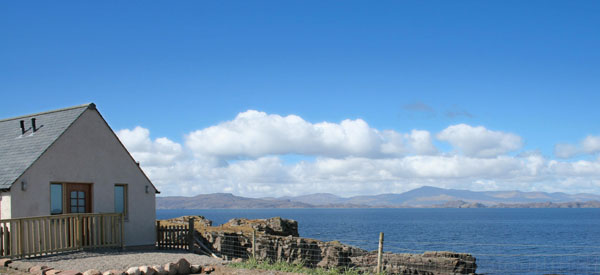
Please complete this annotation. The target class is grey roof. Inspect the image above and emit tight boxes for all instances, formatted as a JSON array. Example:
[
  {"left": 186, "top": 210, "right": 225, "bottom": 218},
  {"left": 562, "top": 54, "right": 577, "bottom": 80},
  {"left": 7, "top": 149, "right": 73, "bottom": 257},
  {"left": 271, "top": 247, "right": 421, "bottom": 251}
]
[{"left": 0, "top": 104, "right": 93, "bottom": 189}]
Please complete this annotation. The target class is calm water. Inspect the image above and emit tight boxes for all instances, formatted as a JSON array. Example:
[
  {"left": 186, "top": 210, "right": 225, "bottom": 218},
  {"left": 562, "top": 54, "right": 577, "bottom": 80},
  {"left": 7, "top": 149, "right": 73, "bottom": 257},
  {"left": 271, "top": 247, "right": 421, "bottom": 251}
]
[{"left": 157, "top": 208, "right": 600, "bottom": 274}]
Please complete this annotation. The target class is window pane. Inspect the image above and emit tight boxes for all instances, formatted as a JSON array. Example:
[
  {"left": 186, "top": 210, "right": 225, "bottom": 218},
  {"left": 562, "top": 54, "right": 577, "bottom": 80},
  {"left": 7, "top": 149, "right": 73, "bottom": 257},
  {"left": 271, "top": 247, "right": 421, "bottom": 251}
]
[
  {"left": 71, "top": 206, "right": 77, "bottom": 213},
  {"left": 78, "top": 206, "right": 85, "bottom": 213},
  {"left": 79, "top": 199, "right": 85, "bottom": 206},
  {"left": 79, "top": 191, "right": 84, "bottom": 198},
  {"left": 71, "top": 191, "right": 77, "bottom": 199},
  {"left": 114, "top": 185, "right": 124, "bottom": 214},
  {"left": 50, "top": 184, "right": 62, "bottom": 214},
  {"left": 71, "top": 199, "right": 78, "bottom": 206}
]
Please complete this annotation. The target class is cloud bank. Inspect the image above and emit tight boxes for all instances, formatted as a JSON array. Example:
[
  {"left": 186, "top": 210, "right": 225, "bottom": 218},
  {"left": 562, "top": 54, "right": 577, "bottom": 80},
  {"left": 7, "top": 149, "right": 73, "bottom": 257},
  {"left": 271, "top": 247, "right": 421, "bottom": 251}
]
[
  {"left": 555, "top": 135, "right": 600, "bottom": 158},
  {"left": 116, "top": 110, "right": 600, "bottom": 197}
]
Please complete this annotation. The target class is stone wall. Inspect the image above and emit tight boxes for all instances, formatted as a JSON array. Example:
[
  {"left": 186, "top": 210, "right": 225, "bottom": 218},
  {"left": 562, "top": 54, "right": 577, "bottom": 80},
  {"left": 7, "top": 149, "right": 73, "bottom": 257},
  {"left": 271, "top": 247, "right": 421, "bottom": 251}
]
[{"left": 166, "top": 216, "right": 478, "bottom": 274}]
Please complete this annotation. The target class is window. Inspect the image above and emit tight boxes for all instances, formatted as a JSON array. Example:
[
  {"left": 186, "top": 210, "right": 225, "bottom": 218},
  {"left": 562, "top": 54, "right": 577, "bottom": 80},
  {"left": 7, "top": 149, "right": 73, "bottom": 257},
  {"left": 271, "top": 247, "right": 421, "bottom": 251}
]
[
  {"left": 50, "top": 183, "right": 63, "bottom": 214},
  {"left": 51, "top": 182, "right": 92, "bottom": 214},
  {"left": 70, "top": 190, "right": 86, "bottom": 213},
  {"left": 114, "top": 184, "right": 128, "bottom": 218}
]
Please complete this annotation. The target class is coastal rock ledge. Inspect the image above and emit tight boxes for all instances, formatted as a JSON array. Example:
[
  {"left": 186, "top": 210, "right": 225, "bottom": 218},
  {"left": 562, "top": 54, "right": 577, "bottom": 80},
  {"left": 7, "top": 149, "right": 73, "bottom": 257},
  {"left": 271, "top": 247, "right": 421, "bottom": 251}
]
[{"left": 164, "top": 216, "right": 477, "bottom": 274}]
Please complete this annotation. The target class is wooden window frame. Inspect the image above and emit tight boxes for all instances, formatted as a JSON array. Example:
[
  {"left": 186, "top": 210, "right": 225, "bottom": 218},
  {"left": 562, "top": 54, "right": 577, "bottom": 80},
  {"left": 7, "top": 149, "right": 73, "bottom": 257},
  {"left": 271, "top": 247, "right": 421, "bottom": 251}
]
[
  {"left": 114, "top": 184, "right": 128, "bottom": 220},
  {"left": 50, "top": 183, "right": 63, "bottom": 215},
  {"left": 49, "top": 182, "right": 94, "bottom": 215}
]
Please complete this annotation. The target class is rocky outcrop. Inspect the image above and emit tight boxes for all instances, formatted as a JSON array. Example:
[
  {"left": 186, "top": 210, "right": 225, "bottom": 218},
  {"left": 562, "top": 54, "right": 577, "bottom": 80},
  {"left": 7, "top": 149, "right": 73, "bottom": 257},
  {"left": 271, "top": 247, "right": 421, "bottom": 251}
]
[
  {"left": 169, "top": 216, "right": 477, "bottom": 274},
  {"left": 223, "top": 217, "right": 298, "bottom": 237},
  {"left": 351, "top": 251, "right": 477, "bottom": 274},
  {"left": 165, "top": 216, "right": 213, "bottom": 227},
  {"left": 198, "top": 230, "right": 476, "bottom": 274}
]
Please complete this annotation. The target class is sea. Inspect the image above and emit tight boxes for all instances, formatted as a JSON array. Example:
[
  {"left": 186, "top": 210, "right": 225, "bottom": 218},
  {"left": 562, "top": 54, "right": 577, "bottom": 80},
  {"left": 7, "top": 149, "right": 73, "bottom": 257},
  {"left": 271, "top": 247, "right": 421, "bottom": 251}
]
[{"left": 157, "top": 208, "right": 600, "bottom": 274}]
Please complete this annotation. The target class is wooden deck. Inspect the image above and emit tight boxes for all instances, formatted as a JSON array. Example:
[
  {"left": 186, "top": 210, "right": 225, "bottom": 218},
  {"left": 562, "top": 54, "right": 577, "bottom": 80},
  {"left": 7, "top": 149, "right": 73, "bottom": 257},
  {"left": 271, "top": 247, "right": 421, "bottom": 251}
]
[{"left": 0, "top": 213, "right": 124, "bottom": 259}]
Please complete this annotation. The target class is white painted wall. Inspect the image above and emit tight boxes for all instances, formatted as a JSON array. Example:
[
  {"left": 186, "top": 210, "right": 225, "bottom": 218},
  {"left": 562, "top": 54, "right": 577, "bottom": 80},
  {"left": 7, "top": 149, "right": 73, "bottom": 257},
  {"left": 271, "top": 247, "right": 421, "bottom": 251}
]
[
  {"left": 0, "top": 192, "right": 10, "bottom": 219},
  {"left": 9, "top": 108, "right": 157, "bottom": 246}
]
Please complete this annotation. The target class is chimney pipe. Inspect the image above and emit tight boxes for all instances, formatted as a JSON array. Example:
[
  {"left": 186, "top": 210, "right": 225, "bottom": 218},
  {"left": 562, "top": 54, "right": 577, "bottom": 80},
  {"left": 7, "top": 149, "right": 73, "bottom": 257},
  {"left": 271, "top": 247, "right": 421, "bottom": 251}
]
[
  {"left": 20, "top": 120, "right": 25, "bottom": 135},
  {"left": 31, "top": 118, "right": 37, "bottom": 132}
]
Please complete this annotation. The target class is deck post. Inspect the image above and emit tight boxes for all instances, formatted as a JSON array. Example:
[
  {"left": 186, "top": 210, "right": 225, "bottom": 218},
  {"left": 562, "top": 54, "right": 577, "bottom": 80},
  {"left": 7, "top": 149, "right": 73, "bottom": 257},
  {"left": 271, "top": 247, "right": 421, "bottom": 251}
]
[
  {"left": 18, "top": 219, "right": 24, "bottom": 258},
  {"left": 77, "top": 215, "right": 83, "bottom": 249},
  {"left": 120, "top": 213, "right": 125, "bottom": 249}
]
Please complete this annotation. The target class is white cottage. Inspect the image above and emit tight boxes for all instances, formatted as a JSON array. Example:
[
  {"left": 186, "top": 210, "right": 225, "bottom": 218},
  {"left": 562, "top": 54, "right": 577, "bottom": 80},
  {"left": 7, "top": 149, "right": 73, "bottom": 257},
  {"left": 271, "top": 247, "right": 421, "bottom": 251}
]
[{"left": 0, "top": 103, "right": 158, "bottom": 247}]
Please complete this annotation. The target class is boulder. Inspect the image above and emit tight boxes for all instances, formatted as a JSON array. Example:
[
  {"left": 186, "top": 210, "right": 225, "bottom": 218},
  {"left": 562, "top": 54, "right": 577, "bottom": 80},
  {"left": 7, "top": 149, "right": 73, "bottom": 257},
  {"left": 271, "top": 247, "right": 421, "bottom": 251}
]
[
  {"left": 175, "top": 258, "right": 190, "bottom": 274},
  {"left": 0, "top": 259, "right": 12, "bottom": 267},
  {"left": 29, "top": 266, "right": 53, "bottom": 275},
  {"left": 230, "top": 258, "right": 243, "bottom": 263},
  {"left": 165, "top": 216, "right": 212, "bottom": 227},
  {"left": 164, "top": 263, "right": 177, "bottom": 275},
  {"left": 103, "top": 270, "right": 126, "bottom": 275},
  {"left": 151, "top": 265, "right": 166, "bottom": 275},
  {"left": 7, "top": 261, "right": 32, "bottom": 271},
  {"left": 59, "top": 271, "right": 83, "bottom": 275},
  {"left": 189, "top": 265, "right": 201, "bottom": 274},
  {"left": 139, "top": 266, "right": 156, "bottom": 275},
  {"left": 223, "top": 217, "right": 298, "bottom": 237},
  {"left": 46, "top": 270, "right": 63, "bottom": 275},
  {"left": 126, "top": 267, "right": 141, "bottom": 275},
  {"left": 83, "top": 269, "right": 102, "bottom": 275}
]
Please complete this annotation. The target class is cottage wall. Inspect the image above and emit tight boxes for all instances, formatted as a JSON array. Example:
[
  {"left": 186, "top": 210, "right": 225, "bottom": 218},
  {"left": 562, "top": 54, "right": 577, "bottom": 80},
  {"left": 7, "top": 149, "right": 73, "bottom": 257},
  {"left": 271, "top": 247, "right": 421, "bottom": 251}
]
[
  {"left": 0, "top": 193, "right": 9, "bottom": 219},
  {"left": 9, "top": 108, "right": 156, "bottom": 246}
]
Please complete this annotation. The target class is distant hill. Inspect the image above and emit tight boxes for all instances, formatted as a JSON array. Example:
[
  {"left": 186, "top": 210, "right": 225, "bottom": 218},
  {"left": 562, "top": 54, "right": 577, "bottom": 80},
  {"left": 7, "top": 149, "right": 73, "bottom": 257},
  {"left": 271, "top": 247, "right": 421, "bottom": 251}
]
[
  {"left": 156, "top": 193, "right": 314, "bottom": 209},
  {"left": 156, "top": 186, "right": 600, "bottom": 209}
]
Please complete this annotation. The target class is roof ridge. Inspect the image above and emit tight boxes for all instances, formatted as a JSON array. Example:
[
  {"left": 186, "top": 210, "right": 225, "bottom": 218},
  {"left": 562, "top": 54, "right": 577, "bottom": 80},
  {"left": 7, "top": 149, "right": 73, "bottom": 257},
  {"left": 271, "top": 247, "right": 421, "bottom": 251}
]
[{"left": 0, "top": 103, "right": 95, "bottom": 123}]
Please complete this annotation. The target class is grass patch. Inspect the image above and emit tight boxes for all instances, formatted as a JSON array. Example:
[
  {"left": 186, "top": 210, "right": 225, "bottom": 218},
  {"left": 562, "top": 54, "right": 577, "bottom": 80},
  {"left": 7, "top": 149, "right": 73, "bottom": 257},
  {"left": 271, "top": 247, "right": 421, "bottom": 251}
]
[{"left": 228, "top": 257, "right": 361, "bottom": 275}]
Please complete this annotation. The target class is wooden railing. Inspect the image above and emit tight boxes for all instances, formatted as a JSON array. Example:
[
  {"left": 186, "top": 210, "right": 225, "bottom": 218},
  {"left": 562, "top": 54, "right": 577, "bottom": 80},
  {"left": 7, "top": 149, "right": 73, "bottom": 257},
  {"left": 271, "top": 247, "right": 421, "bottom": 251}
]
[{"left": 0, "top": 213, "right": 124, "bottom": 259}]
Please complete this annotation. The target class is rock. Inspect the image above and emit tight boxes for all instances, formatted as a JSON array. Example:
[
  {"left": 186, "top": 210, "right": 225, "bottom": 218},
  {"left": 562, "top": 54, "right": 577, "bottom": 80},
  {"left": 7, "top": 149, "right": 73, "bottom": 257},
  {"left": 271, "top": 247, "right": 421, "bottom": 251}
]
[
  {"left": 230, "top": 258, "right": 243, "bottom": 263},
  {"left": 103, "top": 270, "right": 126, "bottom": 275},
  {"left": 202, "top": 267, "right": 214, "bottom": 274},
  {"left": 189, "top": 265, "right": 201, "bottom": 274},
  {"left": 7, "top": 261, "right": 32, "bottom": 271},
  {"left": 59, "top": 271, "right": 82, "bottom": 275},
  {"left": 164, "top": 263, "right": 177, "bottom": 275},
  {"left": 151, "top": 265, "right": 166, "bottom": 275},
  {"left": 175, "top": 258, "right": 190, "bottom": 274},
  {"left": 223, "top": 217, "right": 299, "bottom": 237},
  {"left": 83, "top": 269, "right": 102, "bottom": 275},
  {"left": 165, "top": 216, "right": 212, "bottom": 227},
  {"left": 29, "top": 266, "right": 48, "bottom": 272},
  {"left": 126, "top": 267, "right": 140, "bottom": 275},
  {"left": 46, "top": 270, "right": 63, "bottom": 275},
  {"left": 0, "top": 259, "right": 12, "bottom": 267},
  {"left": 139, "top": 266, "right": 156, "bottom": 275},
  {"left": 29, "top": 266, "right": 52, "bottom": 275}
]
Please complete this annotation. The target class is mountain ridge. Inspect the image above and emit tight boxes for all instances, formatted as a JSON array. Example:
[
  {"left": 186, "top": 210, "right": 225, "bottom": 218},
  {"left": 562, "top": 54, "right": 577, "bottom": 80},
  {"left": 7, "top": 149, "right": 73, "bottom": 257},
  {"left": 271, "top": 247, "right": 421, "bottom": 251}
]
[{"left": 156, "top": 186, "right": 600, "bottom": 209}]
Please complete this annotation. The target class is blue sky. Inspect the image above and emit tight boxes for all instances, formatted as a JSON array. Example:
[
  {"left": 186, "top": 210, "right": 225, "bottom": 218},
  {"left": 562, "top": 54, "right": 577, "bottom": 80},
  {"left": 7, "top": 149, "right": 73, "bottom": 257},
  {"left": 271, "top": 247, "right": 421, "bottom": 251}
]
[{"left": 1, "top": 1, "right": 600, "bottom": 196}]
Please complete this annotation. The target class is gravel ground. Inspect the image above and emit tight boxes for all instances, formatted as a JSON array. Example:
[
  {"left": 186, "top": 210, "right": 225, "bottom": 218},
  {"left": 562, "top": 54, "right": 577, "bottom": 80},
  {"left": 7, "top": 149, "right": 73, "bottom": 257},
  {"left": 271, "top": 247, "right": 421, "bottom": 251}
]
[{"left": 13, "top": 250, "right": 224, "bottom": 272}]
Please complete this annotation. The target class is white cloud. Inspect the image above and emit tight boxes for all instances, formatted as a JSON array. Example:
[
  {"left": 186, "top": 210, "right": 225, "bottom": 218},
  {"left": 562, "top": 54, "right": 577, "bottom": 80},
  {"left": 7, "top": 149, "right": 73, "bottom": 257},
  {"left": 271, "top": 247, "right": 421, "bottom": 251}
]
[
  {"left": 555, "top": 135, "right": 600, "bottom": 158},
  {"left": 436, "top": 124, "right": 523, "bottom": 158},
  {"left": 116, "top": 126, "right": 183, "bottom": 166},
  {"left": 582, "top": 136, "right": 600, "bottom": 154},
  {"left": 114, "top": 111, "right": 600, "bottom": 197},
  {"left": 184, "top": 110, "right": 436, "bottom": 159}
]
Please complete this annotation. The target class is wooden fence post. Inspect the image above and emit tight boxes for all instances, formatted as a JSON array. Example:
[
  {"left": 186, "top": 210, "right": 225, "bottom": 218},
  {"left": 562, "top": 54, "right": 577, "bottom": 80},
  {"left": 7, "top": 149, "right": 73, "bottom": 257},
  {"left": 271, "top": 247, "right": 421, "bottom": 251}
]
[
  {"left": 156, "top": 221, "right": 161, "bottom": 249},
  {"left": 18, "top": 219, "right": 24, "bottom": 259},
  {"left": 77, "top": 215, "right": 83, "bottom": 249},
  {"left": 377, "top": 232, "right": 384, "bottom": 274},
  {"left": 252, "top": 230, "right": 256, "bottom": 259},
  {"left": 120, "top": 213, "right": 125, "bottom": 249},
  {"left": 188, "top": 218, "right": 194, "bottom": 252}
]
